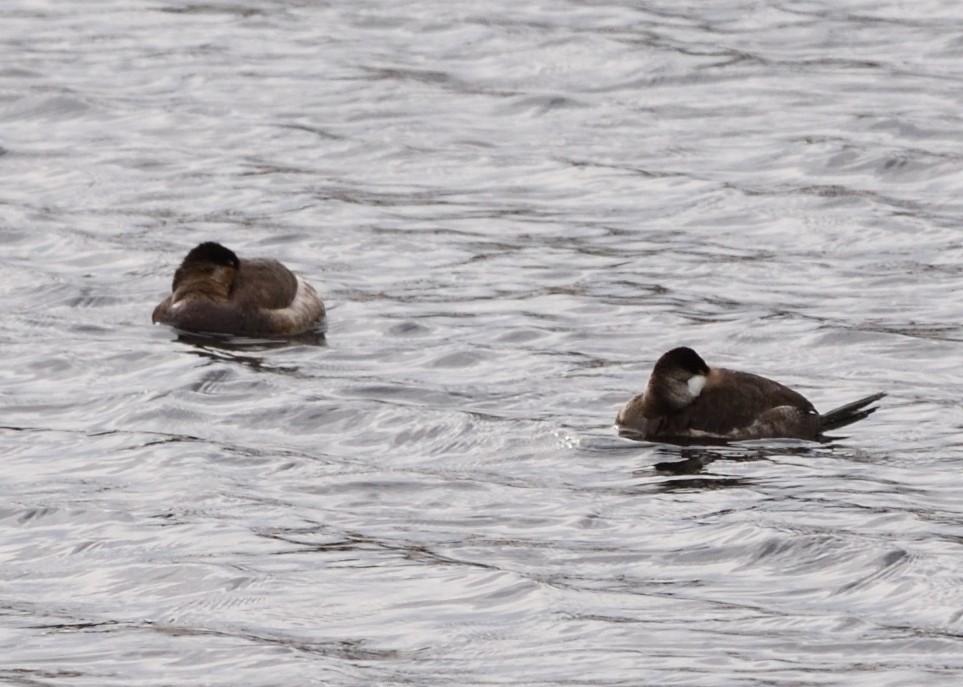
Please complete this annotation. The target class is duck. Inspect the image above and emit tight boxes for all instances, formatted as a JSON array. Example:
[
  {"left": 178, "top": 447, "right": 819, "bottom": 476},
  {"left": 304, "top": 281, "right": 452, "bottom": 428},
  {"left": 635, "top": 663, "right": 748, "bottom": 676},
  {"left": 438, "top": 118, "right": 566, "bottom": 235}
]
[
  {"left": 616, "top": 347, "right": 884, "bottom": 443},
  {"left": 152, "top": 241, "right": 325, "bottom": 336}
]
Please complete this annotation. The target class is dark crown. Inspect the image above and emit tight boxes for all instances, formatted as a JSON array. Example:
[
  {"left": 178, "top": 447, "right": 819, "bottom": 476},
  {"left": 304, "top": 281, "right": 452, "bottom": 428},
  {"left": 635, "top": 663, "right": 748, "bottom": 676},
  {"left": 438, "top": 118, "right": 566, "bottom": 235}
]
[
  {"left": 656, "top": 347, "right": 710, "bottom": 376},
  {"left": 183, "top": 242, "right": 240, "bottom": 268}
]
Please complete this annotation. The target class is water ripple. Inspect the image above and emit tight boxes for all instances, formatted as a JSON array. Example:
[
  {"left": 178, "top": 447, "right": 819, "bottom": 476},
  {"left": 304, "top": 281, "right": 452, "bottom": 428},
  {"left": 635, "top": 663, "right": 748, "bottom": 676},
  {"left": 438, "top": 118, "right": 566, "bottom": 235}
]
[{"left": 2, "top": 1, "right": 963, "bottom": 685}]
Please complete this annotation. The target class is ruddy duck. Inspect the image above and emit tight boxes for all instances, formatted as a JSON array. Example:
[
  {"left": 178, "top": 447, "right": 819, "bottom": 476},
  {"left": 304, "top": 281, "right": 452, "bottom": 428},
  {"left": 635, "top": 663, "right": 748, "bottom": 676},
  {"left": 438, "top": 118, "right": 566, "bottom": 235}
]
[
  {"left": 152, "top": 241, "right": 325, "bottom": 336},
  {"left": 616, "top": 347, "right": 884, "bottom": 442}
]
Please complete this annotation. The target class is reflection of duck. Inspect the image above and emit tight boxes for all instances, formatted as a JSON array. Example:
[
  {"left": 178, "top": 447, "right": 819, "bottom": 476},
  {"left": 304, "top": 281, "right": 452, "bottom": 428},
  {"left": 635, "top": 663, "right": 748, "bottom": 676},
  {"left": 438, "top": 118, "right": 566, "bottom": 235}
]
[
  {"left": 152, "top": 242, "right": 325, "bottom": 336},
  {"left": 617, "top": 347, "right": 884, "bottom": 443}
]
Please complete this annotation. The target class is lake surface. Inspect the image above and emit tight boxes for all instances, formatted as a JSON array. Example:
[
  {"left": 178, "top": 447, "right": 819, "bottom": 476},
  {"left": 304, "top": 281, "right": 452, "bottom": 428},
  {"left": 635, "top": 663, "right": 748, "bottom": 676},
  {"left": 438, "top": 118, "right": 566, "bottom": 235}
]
[{"left": 2, "top": 1, "right": 963, "bottom": 685}]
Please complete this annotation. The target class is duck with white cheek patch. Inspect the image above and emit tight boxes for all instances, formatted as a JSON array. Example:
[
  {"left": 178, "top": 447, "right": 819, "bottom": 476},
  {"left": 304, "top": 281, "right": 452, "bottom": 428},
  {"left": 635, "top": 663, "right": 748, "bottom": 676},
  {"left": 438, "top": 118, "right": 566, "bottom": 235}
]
[{"left": 616, "top": 347, "right": 885, "bottom": 443}]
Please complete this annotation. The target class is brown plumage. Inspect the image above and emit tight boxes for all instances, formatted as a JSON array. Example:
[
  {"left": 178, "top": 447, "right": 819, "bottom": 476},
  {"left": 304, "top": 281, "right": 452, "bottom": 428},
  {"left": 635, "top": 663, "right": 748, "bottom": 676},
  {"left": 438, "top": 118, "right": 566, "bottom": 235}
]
[
  {"left": 617, "top": 347, "right": 884, "bottom": 443},
  {"left": 152, "top": 242, "right": 325, "bottom": 336}
]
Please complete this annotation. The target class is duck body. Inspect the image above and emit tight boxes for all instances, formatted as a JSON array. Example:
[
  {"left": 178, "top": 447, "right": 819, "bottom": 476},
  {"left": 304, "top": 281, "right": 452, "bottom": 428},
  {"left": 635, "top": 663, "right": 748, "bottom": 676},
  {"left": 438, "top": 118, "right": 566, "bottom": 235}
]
[
  {"left": 617, "top": 347, "right": 884, "bottom": 443},
  {"left": 152, "top": 242, "right": 325, "bottom": 336}
]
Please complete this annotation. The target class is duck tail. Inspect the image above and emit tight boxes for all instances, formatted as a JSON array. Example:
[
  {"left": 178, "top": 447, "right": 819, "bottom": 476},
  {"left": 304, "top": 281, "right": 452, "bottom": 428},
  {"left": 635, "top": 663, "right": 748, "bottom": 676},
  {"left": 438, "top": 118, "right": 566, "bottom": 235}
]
[{"left": 819, "top": 392, "right": 886, "bottom": 432}]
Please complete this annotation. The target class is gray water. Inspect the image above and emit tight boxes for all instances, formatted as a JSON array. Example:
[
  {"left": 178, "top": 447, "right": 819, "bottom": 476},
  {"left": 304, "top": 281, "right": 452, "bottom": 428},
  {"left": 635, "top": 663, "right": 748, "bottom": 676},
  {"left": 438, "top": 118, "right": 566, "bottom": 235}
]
[{"left": 2, "top": 1, "right": 963, "bottom": 685}]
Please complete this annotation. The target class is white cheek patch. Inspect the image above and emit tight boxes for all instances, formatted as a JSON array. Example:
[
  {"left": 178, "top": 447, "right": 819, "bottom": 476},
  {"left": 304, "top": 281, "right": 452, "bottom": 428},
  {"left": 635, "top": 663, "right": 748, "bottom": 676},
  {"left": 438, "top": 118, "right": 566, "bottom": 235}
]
[{"left": 687, "top": 374, "right": 706, "bottom": 398}]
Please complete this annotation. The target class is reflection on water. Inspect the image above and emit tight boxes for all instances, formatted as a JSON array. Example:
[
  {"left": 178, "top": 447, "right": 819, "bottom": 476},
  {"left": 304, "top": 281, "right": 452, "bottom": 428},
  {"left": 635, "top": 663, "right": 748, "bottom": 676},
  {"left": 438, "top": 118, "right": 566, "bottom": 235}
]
[
  {"left": 653, "top": 447, "right": 728, "bottom": 475},
  {"left": 168, "top": 329, "right": 328, "bottom": 374},
  {"left": 648, "top": 441, "right": 833, "bottom": 475},
  {"left": 2, "top": 0, "right": 963, "bottom": 685},
  {"left": 170, "top": 330, "right": 328, "bottom": 351}
]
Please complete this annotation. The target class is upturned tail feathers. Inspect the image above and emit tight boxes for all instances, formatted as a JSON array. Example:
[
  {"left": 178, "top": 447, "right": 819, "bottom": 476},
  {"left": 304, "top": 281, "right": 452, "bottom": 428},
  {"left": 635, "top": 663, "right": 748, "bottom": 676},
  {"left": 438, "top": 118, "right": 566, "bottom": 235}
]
[{"left": 819, "top": 392, "right": 886, "bottom": 432}]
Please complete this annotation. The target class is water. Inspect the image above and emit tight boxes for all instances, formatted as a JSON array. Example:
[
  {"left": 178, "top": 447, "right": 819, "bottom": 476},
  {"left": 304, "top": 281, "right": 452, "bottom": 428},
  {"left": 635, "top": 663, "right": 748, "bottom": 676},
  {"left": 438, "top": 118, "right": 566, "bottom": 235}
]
[{"left": 2, "top": 1, "right": 963, "bottom": 684}]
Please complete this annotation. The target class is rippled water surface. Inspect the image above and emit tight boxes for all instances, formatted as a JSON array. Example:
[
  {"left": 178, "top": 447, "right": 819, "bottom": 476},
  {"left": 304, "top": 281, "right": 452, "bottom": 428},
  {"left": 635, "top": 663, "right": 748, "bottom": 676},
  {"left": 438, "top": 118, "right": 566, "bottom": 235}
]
[{"left": 3, "top": 1, "right": 963, "bottom": 685}]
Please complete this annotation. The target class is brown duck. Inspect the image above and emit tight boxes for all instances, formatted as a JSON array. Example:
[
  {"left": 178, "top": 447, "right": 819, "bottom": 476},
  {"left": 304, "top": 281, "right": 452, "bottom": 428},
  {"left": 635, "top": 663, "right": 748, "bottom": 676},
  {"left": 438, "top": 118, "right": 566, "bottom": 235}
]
[
  {"left": 152, "top": 242, "right": 325, "bottom": 336},
  {"left": 617, "top": 347, "right": 884, "bottom": 442}
]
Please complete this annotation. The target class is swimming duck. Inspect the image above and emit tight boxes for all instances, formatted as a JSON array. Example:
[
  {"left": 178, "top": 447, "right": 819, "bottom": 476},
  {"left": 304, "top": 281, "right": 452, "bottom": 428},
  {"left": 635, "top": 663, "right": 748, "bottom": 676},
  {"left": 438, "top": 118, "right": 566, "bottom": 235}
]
[
  {"left": 616, "top": 347, "right": 884, "bottom": 442},
  {"left": 152, "top": 241, "right": 325, "bottom": 336}
]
